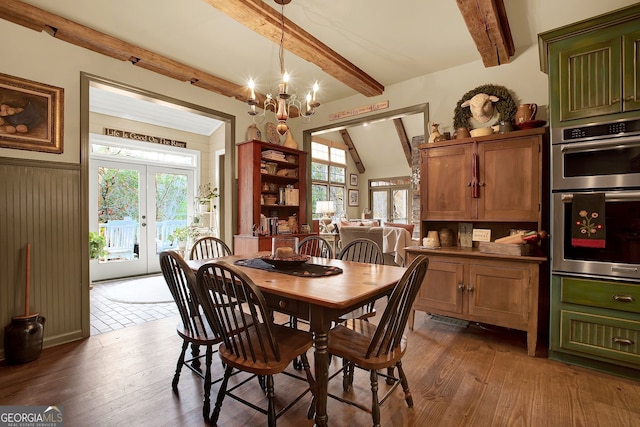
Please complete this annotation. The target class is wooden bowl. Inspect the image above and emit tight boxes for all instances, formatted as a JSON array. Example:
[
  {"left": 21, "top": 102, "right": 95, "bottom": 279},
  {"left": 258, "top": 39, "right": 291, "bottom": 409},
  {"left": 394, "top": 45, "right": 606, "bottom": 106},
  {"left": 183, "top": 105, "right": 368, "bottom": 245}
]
[{"left": 470, "top": 127, "right": 494, "bottom": 137}]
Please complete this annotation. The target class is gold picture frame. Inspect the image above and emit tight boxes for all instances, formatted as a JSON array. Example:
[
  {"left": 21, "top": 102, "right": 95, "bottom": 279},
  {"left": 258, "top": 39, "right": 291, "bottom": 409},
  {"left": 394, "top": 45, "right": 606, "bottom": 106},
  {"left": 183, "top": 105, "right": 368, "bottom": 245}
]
[{"left": 0, "top": 72, "right": 64, "bottom": 154}]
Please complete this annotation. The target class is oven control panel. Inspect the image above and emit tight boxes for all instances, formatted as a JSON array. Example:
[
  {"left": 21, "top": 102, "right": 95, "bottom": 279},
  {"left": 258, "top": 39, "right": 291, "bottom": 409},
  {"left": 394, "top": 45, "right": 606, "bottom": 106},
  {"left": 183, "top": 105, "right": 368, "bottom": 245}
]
[{"left": 562, "top": 118, "right": 640, "bottom": 141}]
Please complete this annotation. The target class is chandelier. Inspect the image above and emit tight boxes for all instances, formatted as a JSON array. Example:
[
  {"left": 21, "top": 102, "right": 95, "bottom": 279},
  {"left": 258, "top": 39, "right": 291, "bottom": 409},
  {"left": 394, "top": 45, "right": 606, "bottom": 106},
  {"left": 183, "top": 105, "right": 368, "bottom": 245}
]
[{"left": 246, "top": 0, "right": 320, "bottom": 135}]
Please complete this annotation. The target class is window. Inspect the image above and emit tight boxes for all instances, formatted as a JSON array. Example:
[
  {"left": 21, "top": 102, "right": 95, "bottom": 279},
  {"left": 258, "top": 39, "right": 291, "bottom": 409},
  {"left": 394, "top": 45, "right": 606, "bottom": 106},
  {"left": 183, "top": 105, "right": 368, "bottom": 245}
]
[
  {"left": 370, "top": 177, "right": 412, "bottom": 224},
  {"left": 311, "top": 140, "right": 346, "bottom": 219}
]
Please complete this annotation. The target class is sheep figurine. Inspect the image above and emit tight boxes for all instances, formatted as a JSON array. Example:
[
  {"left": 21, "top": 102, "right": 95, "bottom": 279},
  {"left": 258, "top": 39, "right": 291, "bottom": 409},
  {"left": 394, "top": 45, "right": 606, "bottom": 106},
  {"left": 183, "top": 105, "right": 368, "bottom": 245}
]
[{"left": 461, "top": 93, "right": 500, "bottom": 128}]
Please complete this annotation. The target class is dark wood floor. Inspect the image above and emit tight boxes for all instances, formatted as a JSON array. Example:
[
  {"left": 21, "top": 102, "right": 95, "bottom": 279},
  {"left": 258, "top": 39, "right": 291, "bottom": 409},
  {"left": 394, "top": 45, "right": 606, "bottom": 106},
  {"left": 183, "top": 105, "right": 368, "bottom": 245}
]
[{"left": 1, "top": 310, "right": 639, "bottom": 427}]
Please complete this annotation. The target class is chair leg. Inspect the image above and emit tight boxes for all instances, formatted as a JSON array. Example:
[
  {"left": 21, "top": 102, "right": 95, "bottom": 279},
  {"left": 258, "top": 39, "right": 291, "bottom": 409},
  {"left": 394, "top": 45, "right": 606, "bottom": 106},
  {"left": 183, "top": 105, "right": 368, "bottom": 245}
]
[
  {"left": 370, "top": 369, "right": 381, "bottom": 427},
  {"left": 210, "top": 364, "right": 233, "bottom": 426},
  {"left": 395, "top": 360, "right": 413, "bottom": 408},
  {"left": 266, "top": 375, "right": 276, "bottom": 427},
  {"left": 386, "top": 366, "right": 396, "bottom": 385},
  {"left": 342, "top": 358, "right": 354, "bottom": 391},
  {"left": 172, "top": 340, "right": 189, "bottom": 392},
  {"left": 191, "top": 342, "right": 201, "bottom": 372},
  {"left": 300, "top": 353, "right": 316, "bottom": 419},
  {"left": 202, "top": 345, "right": 213, "bottom": 422}
]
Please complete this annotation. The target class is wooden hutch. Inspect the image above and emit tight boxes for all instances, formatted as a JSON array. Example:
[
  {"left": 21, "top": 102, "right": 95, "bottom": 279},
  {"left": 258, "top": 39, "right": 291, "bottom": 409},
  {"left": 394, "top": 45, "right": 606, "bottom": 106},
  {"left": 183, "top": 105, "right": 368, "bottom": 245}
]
[
  {"left": 406, "top": 127, "right": 550, "bottom": 356},
  {"left": 234, "top": 139, "right": 312, "bottom": 254}
]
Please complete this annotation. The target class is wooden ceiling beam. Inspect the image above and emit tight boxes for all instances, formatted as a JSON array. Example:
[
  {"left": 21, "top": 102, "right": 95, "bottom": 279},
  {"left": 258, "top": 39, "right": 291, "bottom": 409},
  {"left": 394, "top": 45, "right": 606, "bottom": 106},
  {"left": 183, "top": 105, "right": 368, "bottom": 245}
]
[
  {"left": 0, "top": 0, "right": 251, "bottom": 101},
  {"left": 393, "top": 118, "right": 412, "bottom": 167},
  {"left": 339, "top": 129, "right": 365, "bottom": 174},
  {"left": 456, "top": 0, "right": 514, "bottom": 67},
  {"left": 202, "top": 0, "right": 384, "bottom": 97}
]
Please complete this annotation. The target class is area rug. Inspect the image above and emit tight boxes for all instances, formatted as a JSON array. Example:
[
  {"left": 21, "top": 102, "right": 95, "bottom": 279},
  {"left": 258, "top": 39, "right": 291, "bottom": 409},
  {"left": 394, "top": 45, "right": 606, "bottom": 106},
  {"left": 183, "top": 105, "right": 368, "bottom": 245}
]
[{"left": 102, "top": 275, "right": 173, "bottom": 304}]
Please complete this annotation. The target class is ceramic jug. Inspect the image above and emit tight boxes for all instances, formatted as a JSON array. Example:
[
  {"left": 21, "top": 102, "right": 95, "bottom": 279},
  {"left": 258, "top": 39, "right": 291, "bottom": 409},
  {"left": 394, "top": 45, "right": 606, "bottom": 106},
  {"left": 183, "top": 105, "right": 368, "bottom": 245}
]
[{"left": 515, "top": 104, "right": 537, "bottom": 124}]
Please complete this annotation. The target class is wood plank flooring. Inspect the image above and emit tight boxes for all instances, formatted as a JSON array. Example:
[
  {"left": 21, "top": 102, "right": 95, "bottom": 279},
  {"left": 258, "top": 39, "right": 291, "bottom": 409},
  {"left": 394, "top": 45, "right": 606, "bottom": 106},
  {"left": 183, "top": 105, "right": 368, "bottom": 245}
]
[{"left": 1, "top": 311, "right": 639, "bottom": 427}]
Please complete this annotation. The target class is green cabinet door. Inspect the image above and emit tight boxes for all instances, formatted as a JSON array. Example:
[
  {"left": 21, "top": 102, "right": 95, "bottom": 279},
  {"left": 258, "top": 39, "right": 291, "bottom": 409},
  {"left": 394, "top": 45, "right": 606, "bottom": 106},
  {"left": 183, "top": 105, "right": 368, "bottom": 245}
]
[
  {"left": 623, "top": 30, "right": 640, "bottom": 112},
  {"left": 552, "top": 33, "right": 621, "bottom": 124}
]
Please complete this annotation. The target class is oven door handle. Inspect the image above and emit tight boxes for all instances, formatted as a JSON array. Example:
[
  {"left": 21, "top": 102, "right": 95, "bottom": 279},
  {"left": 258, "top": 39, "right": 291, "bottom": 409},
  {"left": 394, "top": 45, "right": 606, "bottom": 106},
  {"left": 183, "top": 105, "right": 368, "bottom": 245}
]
[
  {"left": 560, "top": 137, "right": 640, "bottom": 152},
  {"left": 561, "top": 192, "right": 640, "bottom": 202}
]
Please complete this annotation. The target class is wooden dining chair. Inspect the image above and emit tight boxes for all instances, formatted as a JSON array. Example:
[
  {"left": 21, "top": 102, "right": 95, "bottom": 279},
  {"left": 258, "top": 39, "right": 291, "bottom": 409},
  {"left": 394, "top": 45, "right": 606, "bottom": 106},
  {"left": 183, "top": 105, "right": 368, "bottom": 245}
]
[
  {"left": 194, "top": 260, "right": 316, "bottom": 427},
  {"left": 189, "top": 236, "right": 231, "bottom": 260},
  {"left": 337, "top": 238, "right": 384, "bottom": 321},
  {"left": 298, "top": 235, "right": 334, "bottom": 259},
  {"left": 327, "top": 254, "right": 430, "bottom": 427},
  {"left": 159, "top": 250, "right": 222, "bottom": 422}
]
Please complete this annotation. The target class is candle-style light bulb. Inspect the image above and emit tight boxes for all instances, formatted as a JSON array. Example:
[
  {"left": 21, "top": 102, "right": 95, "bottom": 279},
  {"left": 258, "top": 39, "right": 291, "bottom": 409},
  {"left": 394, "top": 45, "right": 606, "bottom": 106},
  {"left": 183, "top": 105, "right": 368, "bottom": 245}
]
[
  {"left": 248, "top": 79, "right": 256, "bottom": 101},
  {"left": 280, "top": 72, "right": 289, "bottom": 95},
  {"left": 305, "top": 92, "right": 312, "bottom": 115}
]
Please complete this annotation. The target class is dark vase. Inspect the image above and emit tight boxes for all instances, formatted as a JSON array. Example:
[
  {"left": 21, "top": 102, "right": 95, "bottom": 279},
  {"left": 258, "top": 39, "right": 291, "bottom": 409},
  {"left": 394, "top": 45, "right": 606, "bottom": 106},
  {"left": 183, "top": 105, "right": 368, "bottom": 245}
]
[{"left": 3, "top": 314, "right": 45, "bottom": 365}]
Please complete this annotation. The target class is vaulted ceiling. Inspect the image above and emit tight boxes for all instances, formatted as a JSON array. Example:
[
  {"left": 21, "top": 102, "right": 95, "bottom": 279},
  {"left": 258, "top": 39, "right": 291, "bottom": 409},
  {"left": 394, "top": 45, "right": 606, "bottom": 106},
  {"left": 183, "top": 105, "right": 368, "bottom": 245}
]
[{"left": 0, "top": 0, "right": 514, "bottom": 107}]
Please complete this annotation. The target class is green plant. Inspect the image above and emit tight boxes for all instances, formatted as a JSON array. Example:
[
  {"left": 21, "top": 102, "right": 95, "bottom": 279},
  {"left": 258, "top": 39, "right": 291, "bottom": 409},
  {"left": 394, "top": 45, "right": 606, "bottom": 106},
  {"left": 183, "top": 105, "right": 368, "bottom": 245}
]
[
  {"left": 89, "top": 231, "right": 107, "bottom": 259},
  {"left": 169, "top": 227, "right": 190, "bottom": 243},
  {"left": 197, "top": 182, "right": 219, "bottom": 204}
]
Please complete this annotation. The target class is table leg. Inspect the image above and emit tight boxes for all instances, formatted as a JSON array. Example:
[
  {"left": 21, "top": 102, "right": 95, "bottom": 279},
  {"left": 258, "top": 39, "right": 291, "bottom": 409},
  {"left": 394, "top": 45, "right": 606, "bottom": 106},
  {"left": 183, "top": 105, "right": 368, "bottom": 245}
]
[{"left": 310, "top": 306, "right": 331, "bottom": 427}]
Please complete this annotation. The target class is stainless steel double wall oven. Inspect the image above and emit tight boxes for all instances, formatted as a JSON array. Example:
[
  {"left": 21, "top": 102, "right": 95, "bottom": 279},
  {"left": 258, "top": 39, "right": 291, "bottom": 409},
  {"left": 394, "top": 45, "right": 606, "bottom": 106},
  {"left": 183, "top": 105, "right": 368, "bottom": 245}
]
[{"left": 552, "top": 118, "right": 640, "bottom": 281}]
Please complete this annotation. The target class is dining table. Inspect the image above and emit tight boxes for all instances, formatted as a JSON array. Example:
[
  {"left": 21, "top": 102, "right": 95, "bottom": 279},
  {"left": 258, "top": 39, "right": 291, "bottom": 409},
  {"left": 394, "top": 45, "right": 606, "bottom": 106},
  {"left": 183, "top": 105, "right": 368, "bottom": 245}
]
[{"left": 187, "top": 252, "right": 406, "bottom": 427}]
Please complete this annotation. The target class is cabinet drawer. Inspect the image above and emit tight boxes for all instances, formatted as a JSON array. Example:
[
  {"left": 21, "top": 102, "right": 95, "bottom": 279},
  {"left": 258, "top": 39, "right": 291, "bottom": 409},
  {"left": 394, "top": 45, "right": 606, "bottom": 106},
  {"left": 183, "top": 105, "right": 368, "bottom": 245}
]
[
  {"left": 561, "top": 277, "right": 640, "bottom": 314},
  {"left": 560, "top": 310, "right": 640, "bottom": 365}
]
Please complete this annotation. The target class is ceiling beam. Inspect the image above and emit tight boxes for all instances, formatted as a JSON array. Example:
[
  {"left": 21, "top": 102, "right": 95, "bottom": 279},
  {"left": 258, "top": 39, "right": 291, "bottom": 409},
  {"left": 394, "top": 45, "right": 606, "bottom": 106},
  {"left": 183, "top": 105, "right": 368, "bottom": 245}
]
[
  {"left": 393, "top": 118, "right": 412, "bottom": 167},
  {"left": 202, "top": 0, "right": 385, "bottom": 97},
  {"left": 339, "top": 129, "right": 365, "bottom": 174},
  {"left": 456, "top": 0, "right": 514, "bottom": 67},
  {"left": 0, "top": 0, "right": 253, "bottom": 102}
]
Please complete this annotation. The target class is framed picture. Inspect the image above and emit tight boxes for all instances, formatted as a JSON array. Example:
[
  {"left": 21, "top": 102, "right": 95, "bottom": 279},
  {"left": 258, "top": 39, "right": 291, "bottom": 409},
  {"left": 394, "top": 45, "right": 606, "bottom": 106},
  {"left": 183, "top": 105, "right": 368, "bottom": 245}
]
[
  {"left": 0, "top": 72, "right": 64, "bottom": 154},
  {"left": 350, "top": 173, "right": 358, "bottom": 186},
  {"left": 348, "top": 189, "right": 359, "bottom": 207}
]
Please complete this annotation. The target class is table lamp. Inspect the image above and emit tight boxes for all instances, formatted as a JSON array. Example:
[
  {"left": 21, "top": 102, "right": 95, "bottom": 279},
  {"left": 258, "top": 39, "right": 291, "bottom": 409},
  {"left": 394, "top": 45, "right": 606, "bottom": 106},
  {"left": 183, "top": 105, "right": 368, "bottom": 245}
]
[{"left": 316, "top": 201, "right": 335, "bottom": 233}]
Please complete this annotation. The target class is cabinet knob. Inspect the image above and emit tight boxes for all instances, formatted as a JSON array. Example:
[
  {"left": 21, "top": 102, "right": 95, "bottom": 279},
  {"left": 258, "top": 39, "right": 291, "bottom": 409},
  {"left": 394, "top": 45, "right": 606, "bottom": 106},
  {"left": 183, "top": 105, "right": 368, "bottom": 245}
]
[
  {"left": 612, "top": 294, "right": 635, "bottom": 303},
  {"left": 467, "top": 182, "right": 472, "bottom": 187},
  {"left": 466, "top": 285, "right": 474, "bottom": 293},
  {"left": 278, "top": 300, "right": 287, "bottom": 309},
  {"left": 612, "top": 337, "right": 634, "bottom": 346},
  {"left": 457, "top": 283, "right": 464, "bottom": 292}
]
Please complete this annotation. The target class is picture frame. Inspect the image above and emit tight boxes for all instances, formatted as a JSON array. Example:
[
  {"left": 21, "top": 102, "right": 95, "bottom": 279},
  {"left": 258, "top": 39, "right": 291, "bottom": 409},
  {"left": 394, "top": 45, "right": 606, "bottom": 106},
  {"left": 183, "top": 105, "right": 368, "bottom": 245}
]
[
  {"left": 348, "top": 189, "right": 359, "bottom": 207},
  {"left": 0, "top": 72, "right": 64, "bottom": 154},
  {"left": 349, "top": 173, "right": 358, "bottom": 187}
]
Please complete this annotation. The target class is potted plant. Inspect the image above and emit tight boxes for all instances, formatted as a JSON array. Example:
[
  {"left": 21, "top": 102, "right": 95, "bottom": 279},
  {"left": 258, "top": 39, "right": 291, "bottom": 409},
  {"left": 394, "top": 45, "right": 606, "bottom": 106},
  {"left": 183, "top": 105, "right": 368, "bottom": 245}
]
[
  {"left": 169, "top": 227, "right": 190, "bottom": 250},
  {"left": 89, "top": 231, "right": 107, "bottom": 260},
  {"left": 197, "top": 182, "right": 219, "bottom": 212}
]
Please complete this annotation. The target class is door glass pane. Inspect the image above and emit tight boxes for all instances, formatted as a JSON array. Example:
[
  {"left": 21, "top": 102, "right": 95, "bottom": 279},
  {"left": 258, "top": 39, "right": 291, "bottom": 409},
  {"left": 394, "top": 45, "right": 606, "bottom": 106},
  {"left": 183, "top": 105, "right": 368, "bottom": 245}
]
[
  {"left": 372, "top": 190, "right": 388, "bottom": 222},
  {"left": 97, "top": 166, "right": 140, "bottom": 262},
  {"left": 155, "top": 172, "right": 188, "bottom": 254},
  {"left": 392, "top": 189, "right": 408, "bottom": 222}
]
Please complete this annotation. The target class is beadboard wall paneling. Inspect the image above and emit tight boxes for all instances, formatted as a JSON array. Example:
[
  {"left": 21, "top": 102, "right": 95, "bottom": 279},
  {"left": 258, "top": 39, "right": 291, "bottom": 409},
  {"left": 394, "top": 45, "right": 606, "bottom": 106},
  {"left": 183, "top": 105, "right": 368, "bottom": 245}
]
[{"left": 0, "top": 159, "right": 84, "bottom": 360}]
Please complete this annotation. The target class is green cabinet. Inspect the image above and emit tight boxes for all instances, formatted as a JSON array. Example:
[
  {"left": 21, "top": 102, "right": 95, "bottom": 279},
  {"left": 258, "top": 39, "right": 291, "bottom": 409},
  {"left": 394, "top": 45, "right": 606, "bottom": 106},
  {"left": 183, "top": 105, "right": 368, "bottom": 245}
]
[
  {"left": 550, "top": 275, "right": 640, "bottom": 379},
  {"left": 539, "top": 5, "right": 640, "bottom": 127}
]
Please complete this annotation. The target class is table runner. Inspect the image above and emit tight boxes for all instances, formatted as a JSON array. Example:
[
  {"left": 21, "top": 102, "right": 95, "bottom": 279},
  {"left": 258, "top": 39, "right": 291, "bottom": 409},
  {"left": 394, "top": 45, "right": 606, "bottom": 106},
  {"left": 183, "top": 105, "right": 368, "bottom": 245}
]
[{"left": 235, "top": 258, "right": 343, "bottom": 277}]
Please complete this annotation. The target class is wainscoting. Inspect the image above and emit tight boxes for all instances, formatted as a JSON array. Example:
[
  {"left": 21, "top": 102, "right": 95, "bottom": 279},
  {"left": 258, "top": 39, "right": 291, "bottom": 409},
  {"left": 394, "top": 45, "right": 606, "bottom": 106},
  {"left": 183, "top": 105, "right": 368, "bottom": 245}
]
[{"left": 0, "top": 157, "right": 86, "bottom": 360}]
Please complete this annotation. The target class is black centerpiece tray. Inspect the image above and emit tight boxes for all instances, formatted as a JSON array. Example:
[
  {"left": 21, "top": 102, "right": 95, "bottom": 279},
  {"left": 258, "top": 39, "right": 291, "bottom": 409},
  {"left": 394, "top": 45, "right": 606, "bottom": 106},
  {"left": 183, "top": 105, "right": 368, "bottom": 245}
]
[{"left": 260, "top": 254, "right": 310, "bottom": 269}]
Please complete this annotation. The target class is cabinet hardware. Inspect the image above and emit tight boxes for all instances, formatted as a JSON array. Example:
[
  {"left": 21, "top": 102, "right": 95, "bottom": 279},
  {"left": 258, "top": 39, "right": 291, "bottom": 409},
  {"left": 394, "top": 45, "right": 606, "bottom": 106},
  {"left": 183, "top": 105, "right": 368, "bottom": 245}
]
[
  {"left": 612, "top": 98, "right": 620, "bottom": 103},
  {"left": 612, "top": 337, "right": 634, "bottom": 346},
  {"left": 466, "top": 285, "right": 474, "bottom": 293},
  {"left": 625, "top": 96, "right": 635, "bottom": 101},
  {"left": 457, "top": 283, "right": 464, "bottom": 292},
  {"left": 612, "top": 294, "right": 635, "bottom": 303},
  {"left": 279, "top": 300, "right": 287, "bottom": 309}
]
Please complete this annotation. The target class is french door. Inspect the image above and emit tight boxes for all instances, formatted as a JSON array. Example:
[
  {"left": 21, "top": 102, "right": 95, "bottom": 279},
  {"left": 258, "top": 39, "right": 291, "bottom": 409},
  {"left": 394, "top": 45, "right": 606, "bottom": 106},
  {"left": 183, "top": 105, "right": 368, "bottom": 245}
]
[
  {"left": 90, "top": 159, "right": 194, "bottom": 281},
  {"left": 371, "top": 186, "right": 410, "bottom": 224}
]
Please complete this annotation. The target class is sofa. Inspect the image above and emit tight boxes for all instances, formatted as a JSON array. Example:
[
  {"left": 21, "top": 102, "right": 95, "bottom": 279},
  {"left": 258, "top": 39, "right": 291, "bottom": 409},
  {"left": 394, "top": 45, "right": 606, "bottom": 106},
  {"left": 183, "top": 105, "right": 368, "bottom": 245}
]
[{"left": 338, "top": 225, "right": 415, "bottom": 266}]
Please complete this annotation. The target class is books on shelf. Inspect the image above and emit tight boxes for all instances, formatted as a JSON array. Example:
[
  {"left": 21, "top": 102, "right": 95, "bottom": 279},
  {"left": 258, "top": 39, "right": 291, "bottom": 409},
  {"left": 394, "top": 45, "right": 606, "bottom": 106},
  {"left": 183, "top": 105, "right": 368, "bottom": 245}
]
[{"left": 262, "top": 150, "right": 285, "bottom": 161}]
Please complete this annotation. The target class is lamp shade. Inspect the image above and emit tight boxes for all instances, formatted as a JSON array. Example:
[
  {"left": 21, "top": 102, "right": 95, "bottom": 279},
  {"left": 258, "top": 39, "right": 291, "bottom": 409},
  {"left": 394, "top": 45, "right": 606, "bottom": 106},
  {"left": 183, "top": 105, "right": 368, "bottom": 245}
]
[{"left": 316, "top": 201, "right": 335, "bottom": 216}]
